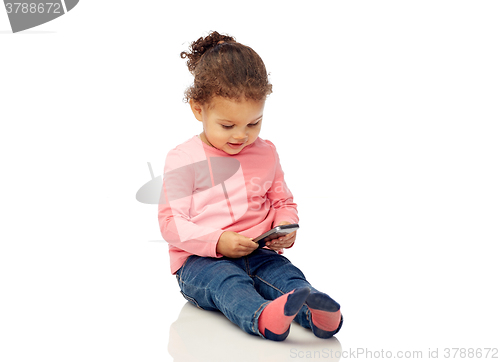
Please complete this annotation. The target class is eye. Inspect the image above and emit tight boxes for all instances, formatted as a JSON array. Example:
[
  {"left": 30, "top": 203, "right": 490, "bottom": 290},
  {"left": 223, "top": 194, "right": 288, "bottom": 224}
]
[
  {"left": 221, "top": 124, "right": 234, "bottom": 129},
  {"left": 248, "top": 121, "right": 260, "bottom": 127}
]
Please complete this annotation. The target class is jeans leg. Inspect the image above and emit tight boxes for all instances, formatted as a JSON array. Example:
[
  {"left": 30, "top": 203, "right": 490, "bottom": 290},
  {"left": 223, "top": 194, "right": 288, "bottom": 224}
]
[
  {"left": 246, "top": 249, "right": 317, "bottom": 330},
  {"left": 176, "top": 255, "right": 268, "bottom": 337}
]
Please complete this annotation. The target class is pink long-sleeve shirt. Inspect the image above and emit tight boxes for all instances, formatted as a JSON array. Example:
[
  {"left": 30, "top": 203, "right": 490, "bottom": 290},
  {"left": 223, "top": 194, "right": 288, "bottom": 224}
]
[{"left": 158, "top": 135, "right": 298, "bottom": 274}]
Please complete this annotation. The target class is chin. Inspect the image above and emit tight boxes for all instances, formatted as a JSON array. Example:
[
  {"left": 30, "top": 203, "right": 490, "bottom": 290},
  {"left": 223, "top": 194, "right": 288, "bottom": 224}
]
[{"left": 224, "top": 148, "right": 243, "bottom": 155}]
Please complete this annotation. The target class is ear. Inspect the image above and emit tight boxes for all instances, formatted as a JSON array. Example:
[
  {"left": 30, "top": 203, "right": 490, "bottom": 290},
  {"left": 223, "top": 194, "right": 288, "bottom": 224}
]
[{"left": 189, "top": 99, "right": 204, "bottom": 122}]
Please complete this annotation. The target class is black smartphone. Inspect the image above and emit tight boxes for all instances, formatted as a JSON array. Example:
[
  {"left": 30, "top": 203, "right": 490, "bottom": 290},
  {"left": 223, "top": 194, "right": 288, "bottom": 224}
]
[{"left": 253, "top": 224, "right": 299, "bottom": 248}]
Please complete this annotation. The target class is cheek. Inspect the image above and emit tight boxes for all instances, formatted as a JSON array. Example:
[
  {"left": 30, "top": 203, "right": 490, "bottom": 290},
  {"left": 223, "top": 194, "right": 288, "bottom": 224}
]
[
  {"left": 250, "top": 126, "right": 261, "bottom": 137},
  {"left": 208, "top": 128, "right": 226, "bottom": 143}
]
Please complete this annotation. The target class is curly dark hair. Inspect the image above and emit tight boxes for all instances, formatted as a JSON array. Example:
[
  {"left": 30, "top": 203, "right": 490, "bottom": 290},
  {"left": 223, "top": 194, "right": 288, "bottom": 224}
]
[{"left": 180, "top": 31, "right": 273, "bottom": 105}]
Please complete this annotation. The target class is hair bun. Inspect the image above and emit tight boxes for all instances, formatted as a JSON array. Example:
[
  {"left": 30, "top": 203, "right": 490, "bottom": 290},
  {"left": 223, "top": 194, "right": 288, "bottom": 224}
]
[{"left": 180, "top": 31, "right": 235, "bottom": 73}]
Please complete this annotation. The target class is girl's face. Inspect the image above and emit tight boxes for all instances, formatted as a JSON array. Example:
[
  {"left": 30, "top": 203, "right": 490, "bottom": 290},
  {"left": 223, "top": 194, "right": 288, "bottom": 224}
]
[{"left": 190, "top": 96, "right": 265, "bottom": 155}]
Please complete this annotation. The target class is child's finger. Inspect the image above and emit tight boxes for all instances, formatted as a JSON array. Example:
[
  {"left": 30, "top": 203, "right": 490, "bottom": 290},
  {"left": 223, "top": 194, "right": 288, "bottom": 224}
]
[{"left": 243, "top": 238, "right": 259, "bottom": 249}]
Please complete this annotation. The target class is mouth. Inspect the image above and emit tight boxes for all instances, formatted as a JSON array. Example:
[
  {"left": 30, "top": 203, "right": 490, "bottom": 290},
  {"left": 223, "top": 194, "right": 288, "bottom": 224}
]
[{"left": 227, "top": 142, "right": 245, "bottom": 149}]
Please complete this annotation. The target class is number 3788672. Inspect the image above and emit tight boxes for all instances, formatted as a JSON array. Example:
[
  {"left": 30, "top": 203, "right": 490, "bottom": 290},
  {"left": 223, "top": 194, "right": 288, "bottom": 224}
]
[{"left": 5, "top": 3, "right": 62, "bottom": 14}]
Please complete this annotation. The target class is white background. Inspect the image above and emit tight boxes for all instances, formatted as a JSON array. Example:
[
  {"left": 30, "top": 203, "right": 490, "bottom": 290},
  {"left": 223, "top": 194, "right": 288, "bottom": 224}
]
[{"left": 1, "top": 1, "right": 499, "bottom": 361}]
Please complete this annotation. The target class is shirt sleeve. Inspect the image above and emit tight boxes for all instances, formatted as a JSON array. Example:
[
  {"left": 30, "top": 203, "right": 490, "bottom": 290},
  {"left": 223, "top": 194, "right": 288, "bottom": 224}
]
[
  {"left": 158, "top": 148, "right": 224, "bottom": 258},
  {"left": 264, "top": 140, "right": 299, "bottom": 227}
]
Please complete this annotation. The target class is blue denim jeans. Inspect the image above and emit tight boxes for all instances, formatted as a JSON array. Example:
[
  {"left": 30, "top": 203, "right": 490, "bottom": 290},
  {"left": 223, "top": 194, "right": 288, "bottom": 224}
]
[{"left": 175, "top": 248, "right": 319, "bottom": 338}]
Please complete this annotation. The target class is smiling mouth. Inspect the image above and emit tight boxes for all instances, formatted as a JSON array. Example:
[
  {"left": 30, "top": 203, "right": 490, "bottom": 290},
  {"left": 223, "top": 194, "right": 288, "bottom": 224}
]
[{"left": 227, "top": 142, "right": 244, "bottom": 149}]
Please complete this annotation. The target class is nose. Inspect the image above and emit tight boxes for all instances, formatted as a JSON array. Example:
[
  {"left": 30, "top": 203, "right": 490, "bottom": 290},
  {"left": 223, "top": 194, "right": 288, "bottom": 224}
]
[{"left": 232, "top": 129, "right": 247, "bottom": 141}]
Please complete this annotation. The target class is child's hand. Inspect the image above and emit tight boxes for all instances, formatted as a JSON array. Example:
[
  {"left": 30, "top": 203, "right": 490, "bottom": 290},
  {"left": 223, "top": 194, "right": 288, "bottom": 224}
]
[
  {"left": 266, "top": 221, "right": 297, "bottom": 250},
  {"left": 217, "top": 231, "right": 259, "bottom": 258}
]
